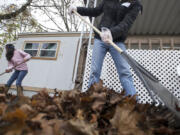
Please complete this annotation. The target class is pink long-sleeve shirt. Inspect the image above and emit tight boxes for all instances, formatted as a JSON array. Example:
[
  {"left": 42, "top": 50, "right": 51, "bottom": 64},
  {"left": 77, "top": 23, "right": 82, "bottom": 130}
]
[{"left": 7, "top": 49, "right": 31, "bottom": 71}]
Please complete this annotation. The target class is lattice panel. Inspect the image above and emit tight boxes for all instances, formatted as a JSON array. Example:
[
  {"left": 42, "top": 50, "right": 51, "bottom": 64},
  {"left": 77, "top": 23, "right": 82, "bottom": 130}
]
[{"left": 82, "top": 46, "right": 180, "bottom": 104}]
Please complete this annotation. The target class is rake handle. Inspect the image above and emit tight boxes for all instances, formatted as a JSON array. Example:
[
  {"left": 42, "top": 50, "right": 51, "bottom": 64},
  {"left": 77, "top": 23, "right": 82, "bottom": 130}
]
[
  {"left": 73, "top": 11, "right": 123, "bottom": 53},
  {"left": 0, "top": 60, "right": 28, "bottom": 76}
]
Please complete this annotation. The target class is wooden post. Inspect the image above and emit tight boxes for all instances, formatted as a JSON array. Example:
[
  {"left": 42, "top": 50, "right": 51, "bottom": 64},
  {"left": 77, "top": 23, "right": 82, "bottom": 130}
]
[
  {"left": 149, "top": 39, "right": 152, "bottom": 50},
  {"left": 128, "top": 39, "right": 131, "bottom": 49},
  {"left": 171, "top": 38, "right": 174, "bottom": 50},
  {"left": 138, "top": 39, "right": 141, "bottom": 49},
  {"left": 160, "top": 39, "right": 163, "bottom": 50}
]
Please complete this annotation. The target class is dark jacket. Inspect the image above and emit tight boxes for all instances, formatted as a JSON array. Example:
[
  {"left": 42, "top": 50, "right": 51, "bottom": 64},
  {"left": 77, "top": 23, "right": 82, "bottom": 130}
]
[{"left": 77, "top": 0, "right": 142, "bottom": 42}]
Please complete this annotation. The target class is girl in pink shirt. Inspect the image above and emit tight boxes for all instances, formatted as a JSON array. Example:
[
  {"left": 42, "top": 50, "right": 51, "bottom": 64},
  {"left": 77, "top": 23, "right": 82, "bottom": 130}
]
[{"left": 4, "top": 44, "right": 31, "bottom": 96}]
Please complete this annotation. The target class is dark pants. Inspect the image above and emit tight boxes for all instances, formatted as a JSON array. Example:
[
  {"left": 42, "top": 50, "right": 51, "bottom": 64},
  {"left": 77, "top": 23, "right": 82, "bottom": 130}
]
[{"left": 6, "top": 70, "right": 28, "bottom": 87}]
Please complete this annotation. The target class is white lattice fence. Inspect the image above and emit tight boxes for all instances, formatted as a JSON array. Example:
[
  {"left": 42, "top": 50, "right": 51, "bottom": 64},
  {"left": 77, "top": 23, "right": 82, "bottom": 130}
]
[{"left": 82, "top": 47, "right": 180, "bottom": 104}]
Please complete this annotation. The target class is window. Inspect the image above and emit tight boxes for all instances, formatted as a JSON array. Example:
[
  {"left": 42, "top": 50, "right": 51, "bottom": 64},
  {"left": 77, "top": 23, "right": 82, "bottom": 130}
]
[
  {"left": 127, "top": 37, "right": 180, "bottom": 50},
  {"left": 131, "top": 43, "right": 139, "bottom": 49},
  {"left": 151, "top": 43, "right": 160, "bottom": 50},
  {"left": 23, "top": 41, "right": 60, "bottom": 60},
  {"left": 24, "top": 43, "right": 39, "bottom": 57},
  {"left": 162, "top": 43, "right": 171, "bottom": 50},
  {"left": 40, "top": 43, "right": 57, "bottom": 57},
  {"left": 174, "top": 43, "right": 180, "bottom": 50},
  {"left": 141, "top": 43, "right": 149, "bottom": 50}
]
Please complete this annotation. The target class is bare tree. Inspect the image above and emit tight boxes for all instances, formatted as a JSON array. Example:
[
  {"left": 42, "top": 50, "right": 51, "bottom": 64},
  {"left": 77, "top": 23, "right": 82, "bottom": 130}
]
[{"left": 30, "top": 0, "right": 87, "bottom": 32}]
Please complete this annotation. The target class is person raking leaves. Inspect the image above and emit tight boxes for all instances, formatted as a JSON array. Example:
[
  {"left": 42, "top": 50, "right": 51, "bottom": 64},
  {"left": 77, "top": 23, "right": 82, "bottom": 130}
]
[
  {"left": 4, "top": 44, "right": 31, "bottom": 96},
  {"left": 69, "top": 0, "right": 143, "bottom": 96}
]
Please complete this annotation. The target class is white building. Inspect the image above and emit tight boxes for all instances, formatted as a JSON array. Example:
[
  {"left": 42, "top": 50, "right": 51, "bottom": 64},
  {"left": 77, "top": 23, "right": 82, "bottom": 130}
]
[{"left": 0, "top": 32, "right": 88, "bottom": 95}]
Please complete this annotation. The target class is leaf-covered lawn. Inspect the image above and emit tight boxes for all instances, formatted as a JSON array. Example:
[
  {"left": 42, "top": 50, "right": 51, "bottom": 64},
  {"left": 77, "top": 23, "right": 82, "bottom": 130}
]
[{"left": 0, "top": 81, "right": 180, "bottom": 135}]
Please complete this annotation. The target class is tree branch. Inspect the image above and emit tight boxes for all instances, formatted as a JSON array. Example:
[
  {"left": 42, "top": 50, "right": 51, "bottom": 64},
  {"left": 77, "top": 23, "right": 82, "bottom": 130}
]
[{"left": 0, "top": 0, "right": 33, "bottom": 21}]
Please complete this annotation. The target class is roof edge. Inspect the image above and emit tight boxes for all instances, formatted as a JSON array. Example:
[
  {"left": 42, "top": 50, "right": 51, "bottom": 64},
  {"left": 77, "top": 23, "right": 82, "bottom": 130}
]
[{"left": 18, "top": 32, "right": 91, "bottom": 38}]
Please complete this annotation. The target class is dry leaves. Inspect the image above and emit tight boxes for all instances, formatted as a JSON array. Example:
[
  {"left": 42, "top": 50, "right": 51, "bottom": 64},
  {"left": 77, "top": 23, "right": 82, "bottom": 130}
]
[{"left": 0, "top": 82, "right": 180, "bottom": 135}]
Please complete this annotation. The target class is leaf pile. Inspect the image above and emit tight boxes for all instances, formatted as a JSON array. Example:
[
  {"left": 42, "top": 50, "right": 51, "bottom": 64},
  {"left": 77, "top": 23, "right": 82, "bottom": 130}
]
[{"left": 0, "top": 81, "right": 180, "bottom": 135}]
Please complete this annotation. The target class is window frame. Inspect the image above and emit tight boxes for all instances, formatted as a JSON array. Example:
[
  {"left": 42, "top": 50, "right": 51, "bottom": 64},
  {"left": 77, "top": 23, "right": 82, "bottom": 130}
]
[
  {"left": 126, "top": 37, "right": 180, "bottom": 50},
  {"left": 23, "top": 41, "right": 60, "bottom": 60}
]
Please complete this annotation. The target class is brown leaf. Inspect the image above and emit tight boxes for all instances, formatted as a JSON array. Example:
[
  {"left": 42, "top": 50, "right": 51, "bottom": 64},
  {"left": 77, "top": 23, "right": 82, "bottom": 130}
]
[
  {"left": 31, "top": 113, "right": 46, "bottom": 122},
  {"left": 59, "top": 119, "right": 99, "bottom": 135},
  {"left": 20, "top": 104, "right": 35, "bottom": 115},
  {"left": 3, "top": 108, "right": 27, "bottom": 123},
  {"left": 90, "top": 114, "right": 97, "bottom": 123},
  {"left": 0, "top": 94, "right": 6, "bottom": 102},
  {"left": 0, "top": 87, "right": 5, "bottom": 93},
  {"left": 76, "top": 109, "right": 84, "bottom": 120},
  {"left": 0, "top": 103, "right": 7, "bottom": 116},
  {"left": 53, "top": 97, "right": 64, "bottom": 113},
  {"left": 89, "top": 80, "right": 103, "bottom": 92},
  {"left": 44, "top": 105, "right": 57, "bottom": 112},
  {"left": 92, "top": 100, "right": 105, "bottom": 112},
  {"left": 110, "top": 105, "right": 146, "bottom": 135}
]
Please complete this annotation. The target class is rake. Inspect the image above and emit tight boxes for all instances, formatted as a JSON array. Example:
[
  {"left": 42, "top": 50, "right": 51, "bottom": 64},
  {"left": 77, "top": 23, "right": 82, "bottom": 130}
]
[
  {"left": 74, "top": 10, "right": 180, "bottom": 118},
  {"left": 0, "top": 60, "right": 28, "bottom": 76}
]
